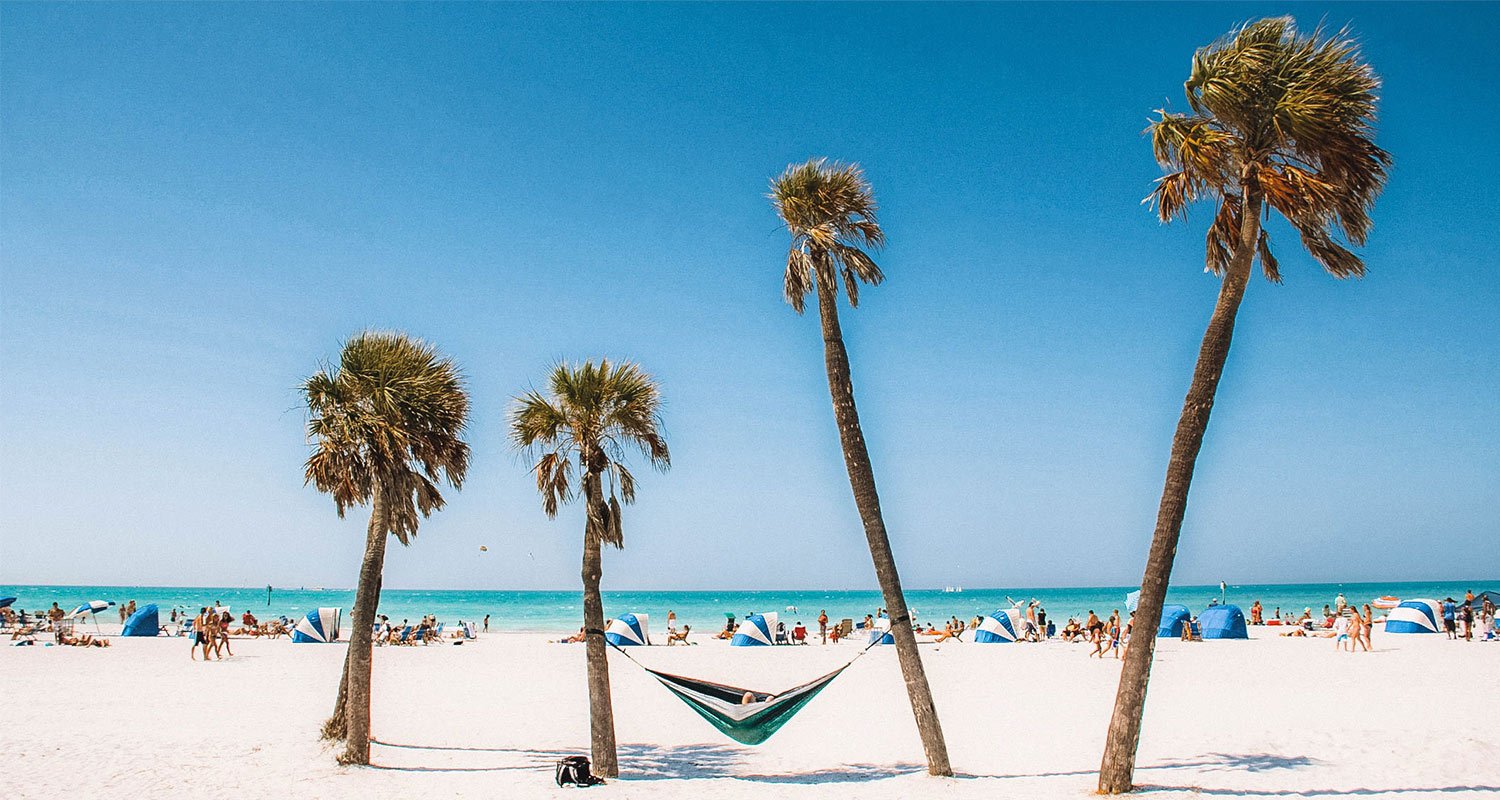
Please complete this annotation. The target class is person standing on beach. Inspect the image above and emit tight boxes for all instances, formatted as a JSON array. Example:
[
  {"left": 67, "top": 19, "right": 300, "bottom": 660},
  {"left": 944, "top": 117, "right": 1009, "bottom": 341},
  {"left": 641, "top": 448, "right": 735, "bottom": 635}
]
[
  {"left": 818, "top": 610, "right": 828, "bottom": 644},
  {"left": 666, "top": 610, "right": 676, "bottom": 638},
  {"left": 483, "top": 614, "right": 489, "bottom": 633},
  {"left": 1332, "top": 612, "right": 1351, "bottom": 651},
  {"left": 1461, "top": 602, "right": 1473, "bottom": 642},
  {"left": 1361, "top": 604, "right": 1374, "bottom": 651},
  {"left": 1442, "top": 599, "right": 1457, "bottom": 639},
  {"left": 192, "top": 607, "right": 212, "bottom": 661}
]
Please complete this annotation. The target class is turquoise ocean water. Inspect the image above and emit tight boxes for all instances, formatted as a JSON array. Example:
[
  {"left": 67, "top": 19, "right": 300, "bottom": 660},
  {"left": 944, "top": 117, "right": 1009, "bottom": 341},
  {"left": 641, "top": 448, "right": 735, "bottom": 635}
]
[{"left": 3, "top": 581, "right": 1491, "bottom": 634}]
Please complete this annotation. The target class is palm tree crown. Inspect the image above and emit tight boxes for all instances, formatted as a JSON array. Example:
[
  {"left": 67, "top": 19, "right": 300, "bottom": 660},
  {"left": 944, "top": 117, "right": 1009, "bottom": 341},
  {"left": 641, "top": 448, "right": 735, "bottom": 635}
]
[
  {"left": 770, "top": 158, "right": 885, "bottom": 313},
  {"left": 303, "top": 330, "right": 471, "bottom": 544},
  {"left": 1148, "top": 16, "right": 1391, "bottom": 281},
  {"left": 510, "top": 359, "right": 670, "bottom": 546}
]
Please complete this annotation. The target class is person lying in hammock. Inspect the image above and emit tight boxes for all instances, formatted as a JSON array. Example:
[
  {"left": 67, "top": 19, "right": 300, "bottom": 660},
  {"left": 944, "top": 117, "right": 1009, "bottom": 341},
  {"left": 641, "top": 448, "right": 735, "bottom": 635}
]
[{"left": 740, "top": 691, "right": 776, "bottom": 705}]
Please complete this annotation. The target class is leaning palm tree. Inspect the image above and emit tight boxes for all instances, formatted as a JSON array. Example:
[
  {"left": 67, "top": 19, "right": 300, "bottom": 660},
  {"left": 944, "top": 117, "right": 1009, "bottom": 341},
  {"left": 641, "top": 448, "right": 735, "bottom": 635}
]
[
  {"left": 769, "top": 158, "right": 952, "bottom": 777},
  {"left": 510, "top": 359, "right": 670, "bottom": 778},
  {"left": 302, "top": 330, "right": 470, "bottom": 766},
  {"left": 1099, "top": 18, "right": 1389, "bottom": 793}
]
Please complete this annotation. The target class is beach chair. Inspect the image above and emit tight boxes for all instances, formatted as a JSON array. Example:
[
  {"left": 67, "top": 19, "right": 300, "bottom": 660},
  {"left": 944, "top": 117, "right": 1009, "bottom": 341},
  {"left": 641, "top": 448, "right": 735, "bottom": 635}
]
[
  {"left": 839, "top": 619, "right": 853, "bottom": 639},
  {"left": 1186, "top": 620, "right": 1203, "bottom": 642},
  {"left": 395, "top": 626, "right": 412, "bottom": 645},
  {"left": 463, "top": 622, "right": 478, "bottom": 639}
]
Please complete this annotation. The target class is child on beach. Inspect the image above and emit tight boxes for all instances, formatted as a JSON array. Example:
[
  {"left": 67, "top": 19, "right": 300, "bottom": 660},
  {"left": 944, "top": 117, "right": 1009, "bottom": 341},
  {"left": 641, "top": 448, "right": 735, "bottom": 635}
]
[{"left": 1332, "top": 612, "right": 1351, "bottom": 651}]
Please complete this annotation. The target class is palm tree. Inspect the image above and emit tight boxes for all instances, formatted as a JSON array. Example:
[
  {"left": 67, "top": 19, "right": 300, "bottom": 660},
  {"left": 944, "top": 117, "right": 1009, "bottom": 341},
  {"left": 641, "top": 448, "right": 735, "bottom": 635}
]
[
  {"left": 769, "top": 158, "right": 952, "bottom": 777},
  {"left": 302, "top": 330, "right": 470, "bottom": 766},
  {"left": 1099, "top": 18, "right": 1389, "bottom": 793},
  {"left": 510, "top": 359, "right": 670, "bottom": 778}
]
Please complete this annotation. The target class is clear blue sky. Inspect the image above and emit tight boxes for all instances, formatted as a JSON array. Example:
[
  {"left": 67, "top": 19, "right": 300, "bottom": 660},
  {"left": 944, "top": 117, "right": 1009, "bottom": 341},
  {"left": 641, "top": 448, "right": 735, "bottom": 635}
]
[{"left": 2, "top": 3, "right": 1496, "bottom": 591}]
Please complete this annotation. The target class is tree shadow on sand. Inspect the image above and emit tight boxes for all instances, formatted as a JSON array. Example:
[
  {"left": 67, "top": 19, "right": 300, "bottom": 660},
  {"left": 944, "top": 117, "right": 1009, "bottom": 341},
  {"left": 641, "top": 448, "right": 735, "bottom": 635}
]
[
  {"left": 618, "top": 743, "right": 923, "bottom": 784},
  {"left": 956, "top": 752, "right": 1320, "bottom": 781},
  {"left": 365, "top": 739, "right": 572, "bottom": 773}
]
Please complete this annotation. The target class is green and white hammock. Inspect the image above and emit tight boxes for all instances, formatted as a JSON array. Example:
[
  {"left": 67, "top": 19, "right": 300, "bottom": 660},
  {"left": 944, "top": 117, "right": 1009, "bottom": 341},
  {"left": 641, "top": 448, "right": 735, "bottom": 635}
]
[{"left": 607, "top": 638, "right": 879, "bottom": 745}]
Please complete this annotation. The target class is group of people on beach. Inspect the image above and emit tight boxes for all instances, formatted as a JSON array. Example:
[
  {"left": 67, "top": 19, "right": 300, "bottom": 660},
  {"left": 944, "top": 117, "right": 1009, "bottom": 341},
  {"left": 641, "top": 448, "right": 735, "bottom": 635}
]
[
  {"left": 1442, "top": 591, "right": 1496, "bottom": 641},
  {"left": 190, "top": 604, "right": 235, "bottom": 660}
]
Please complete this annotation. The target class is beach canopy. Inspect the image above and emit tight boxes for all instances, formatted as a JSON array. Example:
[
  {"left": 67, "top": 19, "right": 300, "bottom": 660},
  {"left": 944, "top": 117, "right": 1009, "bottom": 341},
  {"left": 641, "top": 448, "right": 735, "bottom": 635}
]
[
  {"left": 1371, "top": 596, "right": 1401, "bottom": 610},
  {"left": 1385, "top": 599, "right": 1441, "bottom": 634},
  {"left": 867, "top": 617, "right": 894, "bottom": 646},
  {"left": 292, "top": 608, "right": 341, "bottom": 643},
  {"left": 121, "top": 604, "right": 160, "bottom": 637},
  {"left": 974, "top": 609, "right": 1020, "bottom": 643},
  {"left": 1466, "top": 591, "right": 1500, "bottom": 610},
  {"left": 1125, "top": 590, "right": 1141, "bottom": 613},
  {"left": 731, "top": 613, "right": 777, "bottom": 647},
  {"left": 604, "top": 613, "right": 649, "bottom": 647},
  {"left": 70, "top": 600, "right": 114, "bottom": 618},
  {"left": 1157, "top": 604, "right": 1192, "bottom": 637},
  {"left": 1197, "top": 605, "right": 1247, "bottom": 639}
]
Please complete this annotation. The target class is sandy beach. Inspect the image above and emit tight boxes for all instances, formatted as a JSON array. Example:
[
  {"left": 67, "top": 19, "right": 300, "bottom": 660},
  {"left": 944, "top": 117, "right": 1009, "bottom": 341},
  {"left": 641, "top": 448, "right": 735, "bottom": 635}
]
[{"left": 3, "top": 627, "right": 1495, "bottom": 799}]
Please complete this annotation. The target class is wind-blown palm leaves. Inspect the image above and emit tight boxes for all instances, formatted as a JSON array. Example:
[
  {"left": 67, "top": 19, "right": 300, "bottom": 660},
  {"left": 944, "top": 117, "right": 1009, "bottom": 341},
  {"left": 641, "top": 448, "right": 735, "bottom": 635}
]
[
  {"left": 1100, "top": 18, "right": 1389, "bottom": 793},
  {"left": 510, "top": 359, "right": 669, "bottom": 778},
  {"left": 769, "top": 158, "right": 952, "bottom": 777},
  {"left": 303, "top": 331, "right": 470, "bottom": 766}
]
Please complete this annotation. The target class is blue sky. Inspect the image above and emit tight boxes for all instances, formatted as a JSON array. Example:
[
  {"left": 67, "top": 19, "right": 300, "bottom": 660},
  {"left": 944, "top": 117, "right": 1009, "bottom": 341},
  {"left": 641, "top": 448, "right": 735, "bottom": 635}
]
[{"left": 2, "top": 3, "right": 1495, "bottom": 591}]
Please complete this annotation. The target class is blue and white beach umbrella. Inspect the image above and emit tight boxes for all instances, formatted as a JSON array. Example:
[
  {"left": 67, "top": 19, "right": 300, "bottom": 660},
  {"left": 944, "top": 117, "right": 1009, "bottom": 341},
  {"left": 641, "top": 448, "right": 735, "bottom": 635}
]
[
  {"left": 1385, "top": 599, "right": 1442, "bottom": 634},
  {"left": 69, "top": 600, "right": 114, "bottom": 618},
  {"left": 605, "top": 613, "right": 650, "bottom": 647},
  {"left": 730, "top": 612, "right": 777, "bottom": 646},
  {"left": 0, "top": 597, "right": 16, "bottom": 609},
  {"left": 292, "top": 608, "right": 342, "bottom": 643},
  {"left": 974, "top": 609, "right": 1020, "bottom": 643}
]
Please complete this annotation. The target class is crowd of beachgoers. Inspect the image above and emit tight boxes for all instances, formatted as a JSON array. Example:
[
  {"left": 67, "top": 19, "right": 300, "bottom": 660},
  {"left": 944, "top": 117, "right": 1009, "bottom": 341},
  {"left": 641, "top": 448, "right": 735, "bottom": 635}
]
[{"left": 9, "top": 590, "right": 1497, "bottom": 654}]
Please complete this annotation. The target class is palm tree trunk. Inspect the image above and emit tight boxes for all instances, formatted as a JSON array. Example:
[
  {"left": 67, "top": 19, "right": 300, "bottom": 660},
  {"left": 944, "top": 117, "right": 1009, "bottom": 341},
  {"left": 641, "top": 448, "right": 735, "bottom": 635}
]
[
  {"left": 338, "top": 482, "right": 389, "bottom": 766},
  {"left": 813, "top": 279, "right": 952, "bottom": 777},
  {"left": 581, "top": 470, "right": 619, "bottom": 778},
  {"left": 1098, "top": 191, "right": 1264, "bottom": 793},
  {"left": 324, "top": 570, "right": 382, "bottom": 742}
]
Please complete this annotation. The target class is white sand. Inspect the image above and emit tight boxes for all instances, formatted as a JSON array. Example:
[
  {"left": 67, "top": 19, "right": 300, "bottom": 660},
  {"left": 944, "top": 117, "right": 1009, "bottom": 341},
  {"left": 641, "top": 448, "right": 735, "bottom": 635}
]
[{"left": 3, "top": 627, "right": 1496, "bottom": 799}]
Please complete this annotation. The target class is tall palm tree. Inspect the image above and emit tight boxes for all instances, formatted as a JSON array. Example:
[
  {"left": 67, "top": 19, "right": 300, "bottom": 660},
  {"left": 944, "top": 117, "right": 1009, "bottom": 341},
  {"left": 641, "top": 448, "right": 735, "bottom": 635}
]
[
  {"left": 1099, "top": 18, "right": 1389, "bottom": 793},
  {"left": 770, "top": 158, "right": 952, "bottom": 777},
  {"left": 510, "top": 359, "right": 670, "bottom": 778},
  {"left": 302, "top": 330, "right": 470, "bottom": 766}
]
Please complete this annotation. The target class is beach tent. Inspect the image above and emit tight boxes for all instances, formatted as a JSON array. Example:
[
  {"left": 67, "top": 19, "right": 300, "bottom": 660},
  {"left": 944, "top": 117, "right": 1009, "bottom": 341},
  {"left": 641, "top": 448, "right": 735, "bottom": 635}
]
[
  {"left": 1385, "top": 599, "right": 1442, "bottom": 634},
  {"left": 1157, "top": 604, "right": 1192, "bottom": 637},
  {"left": 292, "top": 608, "right": 341, "bottom": 643},
  {"left": 974, "top": 608, "right": 1021, "bottom": 643},
  {"left": 121, "top": 604, "right": 160, "bottom": 637},
  {"left": 1197, "top": 605, "right": 1247, "bottom": 639},
  {"left": 1158, "top": 604, "right": 1191, "bottom": 637},
  {"left": 1466, "top": 591, "right": 1500, "bottom": 610},
  {"left": 731, "top": 613, "right": 777, "bottom": 646},
  {"left": 604, "top": 613, "right": 649, "bottom": 647},
  {"left": 867, "top": 617, "right": 894, "bottom": 646}
]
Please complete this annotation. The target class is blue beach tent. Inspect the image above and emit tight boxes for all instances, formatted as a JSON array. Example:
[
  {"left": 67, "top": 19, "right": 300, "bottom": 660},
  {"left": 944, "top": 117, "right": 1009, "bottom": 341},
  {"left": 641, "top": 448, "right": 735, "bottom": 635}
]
[
  {"left": 1157, "top": 604, "right": 1191, "bottom": 637},
  {"left": 1198, "top": 605, "right": 1247, "bottom": 639},
  {"left": 292, "top": 608, "right": 341, "bottom": 643},
  {"left": 121, "top": 604, "right": 160, "bottom": 637},
  {"left": 973, "top": 609, "right": 1020, "bottom": 643},
  {"left": 731, "top": 613, "right": 777, "bottom": 646},
  {"left": 1385, "top": 599, "right": 1442, "bottom": 634},
  {"left": 604, "top": 613, "right": 649, "bottom": 647}
]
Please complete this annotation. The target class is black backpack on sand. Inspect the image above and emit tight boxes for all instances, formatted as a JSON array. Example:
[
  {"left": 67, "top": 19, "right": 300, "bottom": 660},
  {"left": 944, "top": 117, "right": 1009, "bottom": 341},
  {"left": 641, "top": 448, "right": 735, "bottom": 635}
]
[{"left": 555, "top": 755, "right": 605, "bottom": 788}]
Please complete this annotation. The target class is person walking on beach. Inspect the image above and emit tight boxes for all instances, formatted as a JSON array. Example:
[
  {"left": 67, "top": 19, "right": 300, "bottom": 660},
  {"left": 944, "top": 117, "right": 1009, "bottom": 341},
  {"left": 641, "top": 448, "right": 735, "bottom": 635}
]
[
  {"left": 818, "top": 610, "right": 828, "bottom": 644},
  {"left": 191, "top": 607, "right": 212, "bottom": 661},
  {"left": 1087, "top": 611, "right": 1103, "bottom": 658},
  {"left": 1332, "top": 611, "right": 1351, "bottom": 652}
]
